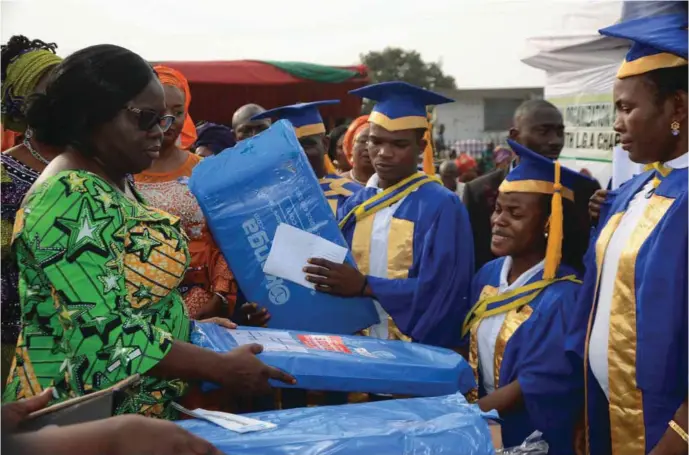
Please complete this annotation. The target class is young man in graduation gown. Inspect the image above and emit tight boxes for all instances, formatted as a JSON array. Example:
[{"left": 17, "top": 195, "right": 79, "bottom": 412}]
[
  {"left": 561, "top": 14, "right": 688, "bottom": 455},
  {"left": 251, "top": 101, "right": 362, "bottom": 215},
  {"left": 304, "top": 81, "right": 475, "bottom": 349}
]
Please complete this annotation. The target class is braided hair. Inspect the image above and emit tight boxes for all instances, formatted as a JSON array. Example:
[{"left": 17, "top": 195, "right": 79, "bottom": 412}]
[
  {"left": 1, "top": 35, "right": 58, "bottom": 82},
  {"left": 1, "top": 35, "right": 61, "bottom": 132}
]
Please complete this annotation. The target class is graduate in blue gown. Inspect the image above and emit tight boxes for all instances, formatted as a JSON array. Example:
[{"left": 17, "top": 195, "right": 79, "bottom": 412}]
[
  {"left": 563, "top": 14, "right": 689, "bottom": 455},
  {"left": 462, "top": 139, "right": 593, "bottom": 453},
  {"left": 304, "top": 81, "right": 474, "bottom": 348},
  {"left": 251, "top": 101, "right": 362, "bottom": 215}
]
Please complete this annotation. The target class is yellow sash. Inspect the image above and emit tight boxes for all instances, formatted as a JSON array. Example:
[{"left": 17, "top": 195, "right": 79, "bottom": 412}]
[
  {"left": 338, "top": 172, "right": 439, "bottom": 229},
  {"left": 461, "top": 274, "right": 581, "bottom": 337}
]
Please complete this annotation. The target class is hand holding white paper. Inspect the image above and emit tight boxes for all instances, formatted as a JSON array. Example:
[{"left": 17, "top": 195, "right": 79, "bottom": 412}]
[{"left": 263, "top": 223, "right": 348, "bottom": 290}]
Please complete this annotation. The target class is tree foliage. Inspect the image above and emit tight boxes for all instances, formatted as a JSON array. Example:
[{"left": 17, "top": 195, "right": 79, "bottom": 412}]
[{"left": 360, "top": 47, "right": 457, "bottom": 91}]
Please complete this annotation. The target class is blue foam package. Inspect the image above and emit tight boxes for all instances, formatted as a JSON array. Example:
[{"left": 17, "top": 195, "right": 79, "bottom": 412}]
[
  {"left": 178, "top": 393, "right": 497, "bottom": 455},
  {"left": 189, "top": 120, "right": 378, "bottom": 334},
  {"left": 192, "top": 323, "right": 476, "bottom": 396}
]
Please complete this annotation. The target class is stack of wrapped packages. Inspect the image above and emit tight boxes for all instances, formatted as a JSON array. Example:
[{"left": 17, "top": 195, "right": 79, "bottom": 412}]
[
  {"left": 187, "top": 121, "right": 521, "bottom": 453},
  {"left": 192, "top": 322, "right": 475, "bottom": 396}
]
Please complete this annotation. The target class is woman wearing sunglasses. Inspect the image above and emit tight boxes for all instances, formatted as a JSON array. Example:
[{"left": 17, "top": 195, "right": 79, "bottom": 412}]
[{"left": 3, "top": 44, "right": 295, "bottom": 418}]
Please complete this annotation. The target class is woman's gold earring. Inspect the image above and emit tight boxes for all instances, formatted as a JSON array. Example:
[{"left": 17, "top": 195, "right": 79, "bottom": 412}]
[{"left": 671, "top": 121, "right": 680, "bottom": 136}]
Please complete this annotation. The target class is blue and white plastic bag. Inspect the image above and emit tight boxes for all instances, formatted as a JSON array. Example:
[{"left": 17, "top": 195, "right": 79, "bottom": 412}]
[
  {"left": 178, "top": 393, "right": 496, "bottom": 455},
  {"left": 192, "top": 323, "right": 476, "bottom": 396},
  {"left": 189, "top": 121, "right": 378, "bottom": 334}
]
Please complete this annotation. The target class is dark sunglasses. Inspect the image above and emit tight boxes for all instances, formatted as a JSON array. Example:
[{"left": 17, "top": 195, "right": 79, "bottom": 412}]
[{"left": 126, "top": 106, "right": 175, "bottom": 132}]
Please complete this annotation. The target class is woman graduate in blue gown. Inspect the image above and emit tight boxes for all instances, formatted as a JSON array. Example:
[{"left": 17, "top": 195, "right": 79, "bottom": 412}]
[
  {"left": 564, "top": 14, "right": 688, "bottom": 455},
  {"left": 462, "top": 139, "right": 593, "bottom": 453}
]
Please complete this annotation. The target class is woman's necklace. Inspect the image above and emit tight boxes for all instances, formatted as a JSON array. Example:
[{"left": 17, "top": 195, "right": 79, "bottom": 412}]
[{"left": 23, "top": 130, "right": 50, "bottom": 165}]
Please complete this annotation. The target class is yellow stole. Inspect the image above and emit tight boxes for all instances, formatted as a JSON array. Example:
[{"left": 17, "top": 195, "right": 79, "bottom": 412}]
[
  {"left": 338, "top": 172, "right": 439, "bottom": 230},
  {"left": 461, "top": 274, "right": 581, "bottom": 337}
]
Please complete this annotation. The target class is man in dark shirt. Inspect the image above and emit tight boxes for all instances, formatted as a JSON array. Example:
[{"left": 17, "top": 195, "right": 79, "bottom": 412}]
[{"left": 463, "top": 99, "right": 600, "bottom": 270}]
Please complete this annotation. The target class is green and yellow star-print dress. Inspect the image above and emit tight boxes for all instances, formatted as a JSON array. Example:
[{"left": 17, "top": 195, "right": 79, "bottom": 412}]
[{"left": 3, "top": 170, "right": 192, "bottom": 419}]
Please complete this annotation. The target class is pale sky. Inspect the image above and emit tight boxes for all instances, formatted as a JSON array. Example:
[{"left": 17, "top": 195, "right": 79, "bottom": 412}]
[{"left": 2, "top": 0, "right": 596, "bottom": 89}]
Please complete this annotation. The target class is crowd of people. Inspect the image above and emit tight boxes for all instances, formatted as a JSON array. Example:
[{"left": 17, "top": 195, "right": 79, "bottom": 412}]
[{"left": 0, "top": 11, "right": 687, "bottom": 455}]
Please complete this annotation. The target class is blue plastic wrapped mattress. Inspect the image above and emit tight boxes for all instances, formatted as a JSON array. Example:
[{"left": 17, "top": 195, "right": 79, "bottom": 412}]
[
  {"left": 192, "top": 323, "right": 476, "bottom": 396},
  {"left": 178, "top": 393, "right": 496, "bottom": 455},
  {"left": 189, "top": 120, "right": 378, "bottom": 334}
]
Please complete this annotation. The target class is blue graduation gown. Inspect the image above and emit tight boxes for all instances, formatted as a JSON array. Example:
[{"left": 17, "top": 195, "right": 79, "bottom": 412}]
[
  {"left": 337, "top": 180, "right": 474, "bottom": 348},
  {"left": 469, "top": 258, "right": 583, "bottom": 453},
  {"left": 320, "top": 174, "right": 362, "bottom": 215},
  {"left": 564, "top": 169, "right": 687, "bottom": 455}
]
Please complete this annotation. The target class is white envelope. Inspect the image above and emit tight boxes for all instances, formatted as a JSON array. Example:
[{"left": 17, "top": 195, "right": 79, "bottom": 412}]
[{"left": 262, "top": 223, "right": 348, "bottom": 289}]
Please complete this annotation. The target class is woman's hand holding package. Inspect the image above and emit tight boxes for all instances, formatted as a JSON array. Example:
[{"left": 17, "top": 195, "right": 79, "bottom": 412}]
[
  {"left": 218, "top": 344, "right": 296, "bottom": 394},
  {"left": 151, "top": 340, "right": 295, "bottom": 397}
]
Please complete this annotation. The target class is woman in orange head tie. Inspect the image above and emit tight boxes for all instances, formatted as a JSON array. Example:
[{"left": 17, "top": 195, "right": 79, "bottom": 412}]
[
  {"left": 341, "top": 115, "right": 375, "bottom": 185},
  {"left": 134, "top": 66, "right": 268, "bottom": 326}
]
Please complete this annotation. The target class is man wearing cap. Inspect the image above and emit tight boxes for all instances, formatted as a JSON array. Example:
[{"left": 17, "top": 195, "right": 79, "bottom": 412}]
[
  {"left": 304, "top": 82, "right": 474, "bottom": 349},
  {"left": 251, "top": 101, "right": 362, "bottom": 215}
]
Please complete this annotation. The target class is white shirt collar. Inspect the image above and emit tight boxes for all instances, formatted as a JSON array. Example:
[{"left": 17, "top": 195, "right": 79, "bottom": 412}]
[
  {"left": 664, "top": 152, "right": 688, "bottom": 170},
  {"left": 366, "top": 173, "right": 381, "bottom": 190},
  {"left": 498, "top": 256, "right": 546, "bottom": 292}
]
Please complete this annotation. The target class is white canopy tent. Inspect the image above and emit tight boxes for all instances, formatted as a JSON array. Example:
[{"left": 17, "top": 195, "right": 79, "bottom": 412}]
[{"left": 521, "top": 1, "right": 686, "bottom": 188}]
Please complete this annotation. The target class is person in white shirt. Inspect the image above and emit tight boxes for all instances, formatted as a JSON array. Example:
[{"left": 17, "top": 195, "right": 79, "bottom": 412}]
[{"left": 564, "top": 13, "right": 688, "bottom": 455}]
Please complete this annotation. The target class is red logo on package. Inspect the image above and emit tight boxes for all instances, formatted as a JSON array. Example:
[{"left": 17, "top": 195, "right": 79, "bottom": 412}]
[{"left": 297, "top": 335, "right": 351, "bottom": 353}]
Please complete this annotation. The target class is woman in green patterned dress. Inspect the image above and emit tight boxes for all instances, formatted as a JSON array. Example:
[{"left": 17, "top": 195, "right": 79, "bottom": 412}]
[{"left": 3, "top": 44, "right": 295, "bottom": 418}]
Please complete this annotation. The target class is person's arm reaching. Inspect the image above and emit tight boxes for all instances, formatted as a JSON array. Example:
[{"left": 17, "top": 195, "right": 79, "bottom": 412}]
[{"left": 478, "top": 380, "right": 524, "bottom": 415}]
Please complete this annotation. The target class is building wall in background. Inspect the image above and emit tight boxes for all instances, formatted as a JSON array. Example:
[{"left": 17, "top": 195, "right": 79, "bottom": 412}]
[{"left": 435, "top": 87, "right": 543, "bottom": 147}]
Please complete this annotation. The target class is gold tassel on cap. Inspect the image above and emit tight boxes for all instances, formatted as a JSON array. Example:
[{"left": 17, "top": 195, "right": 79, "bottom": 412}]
[
  {"left": 543, "top": 161, "right": 563, "bottom": 279},
  {"left": 422, "top": 111, "right": 435, "bottom": 175},
  {"left": 422, "top": 128, "right": 435, "bottom": 175}
]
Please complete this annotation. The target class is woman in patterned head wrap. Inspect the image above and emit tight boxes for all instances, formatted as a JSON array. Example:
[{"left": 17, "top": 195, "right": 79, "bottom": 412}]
[
  {"left": 341, "top": 115, "right": 375, "bottom": 185},
  {"left": 134, "top": 66, "right": 265, "bottom": 325},
  {"left": 0, "top": 35, "right": 62, "bottom": 388}
]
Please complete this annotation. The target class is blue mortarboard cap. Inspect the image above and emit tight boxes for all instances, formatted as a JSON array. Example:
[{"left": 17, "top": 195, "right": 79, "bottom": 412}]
[
  {"left": 349, "top": 81, "right": 454, "bottom": 131},
  {"left": 250, "top": 100, "right": 340, "bottom": 138},
  {"left": 599, "top": 13, "right": 688, "bottom": 78},
  {"left": 500, "top": 139, "right": 594, "bottom": 202},
  {"left": 500, "top": 140, "right": 596, "bottom": 279}
]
